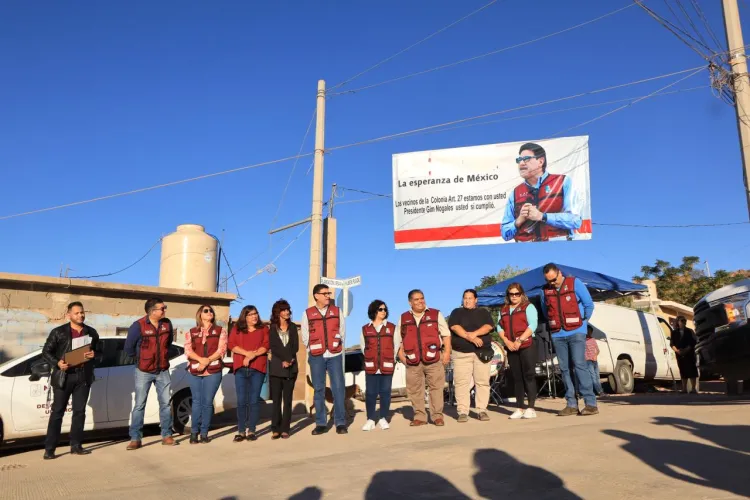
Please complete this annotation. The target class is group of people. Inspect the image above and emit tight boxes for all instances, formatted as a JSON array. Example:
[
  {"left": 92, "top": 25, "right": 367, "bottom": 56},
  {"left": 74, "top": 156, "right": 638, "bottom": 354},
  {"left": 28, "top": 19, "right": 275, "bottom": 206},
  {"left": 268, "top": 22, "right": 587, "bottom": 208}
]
[{"left": 40, "top": 263, "right": 602, "bottom": 459}]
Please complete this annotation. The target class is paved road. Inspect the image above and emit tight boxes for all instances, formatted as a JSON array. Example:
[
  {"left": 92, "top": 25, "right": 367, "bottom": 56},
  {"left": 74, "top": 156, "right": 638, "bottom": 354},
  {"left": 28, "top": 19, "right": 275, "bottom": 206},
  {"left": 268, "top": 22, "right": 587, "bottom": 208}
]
[{"left": 1, "top": 392, "right": 749, "bottom": 499}]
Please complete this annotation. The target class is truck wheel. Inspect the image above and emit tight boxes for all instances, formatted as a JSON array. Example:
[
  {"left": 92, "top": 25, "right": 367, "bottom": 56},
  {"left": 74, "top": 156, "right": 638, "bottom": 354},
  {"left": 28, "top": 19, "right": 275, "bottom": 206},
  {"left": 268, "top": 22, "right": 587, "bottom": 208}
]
[
  {"left": 172, "top": 391, "right": 192, "bottom": 435},
  {"left": 613, "top": 360, "right": 635, "bottom": 394},
  {"left": 726, "top": 379, "right": 741, "bottom": 395}
]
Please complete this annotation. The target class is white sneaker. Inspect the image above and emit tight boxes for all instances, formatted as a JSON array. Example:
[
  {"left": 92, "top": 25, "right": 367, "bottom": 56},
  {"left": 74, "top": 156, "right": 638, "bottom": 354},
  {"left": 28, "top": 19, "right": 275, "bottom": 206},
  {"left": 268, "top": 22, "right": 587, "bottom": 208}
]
[
  {"left": 362, "top": 419, "right": 376, "bottom": 431},
  {"left": 523, "top": 408, "right": 537, "bottom": 419},
  {"left": 509, "top": 409, "right": 525, "bottom": 419},
  {"left": 378, "top": 418, "right": 390, "bottom": 430}
]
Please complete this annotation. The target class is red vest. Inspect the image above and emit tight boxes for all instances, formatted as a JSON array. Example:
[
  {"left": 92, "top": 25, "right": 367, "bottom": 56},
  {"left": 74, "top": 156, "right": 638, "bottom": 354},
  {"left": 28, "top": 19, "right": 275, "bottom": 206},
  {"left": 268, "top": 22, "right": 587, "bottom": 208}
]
[
  {"left": 306, "top": 305, "right": 342, "bottom": 357},
  {"left": 499, "top": 303, "right": 533, "bottom": 349},
  {"left": 188, "top": 325, "right": 224, "bottom": 375},
  {"left": 137, "top": 317, "right": 172, "bottom": 373},
  {"left": 362, "top": 322, "right": 396, "bottom": 375},
  {"left": 543, "top": 276, "right": 583, "bottom": 333},
  {"left": 400, "top": 309, "right": 442, "bottom": 366},
  {"left": 513, "top": 173, "right": 569, "bottom": 242}
]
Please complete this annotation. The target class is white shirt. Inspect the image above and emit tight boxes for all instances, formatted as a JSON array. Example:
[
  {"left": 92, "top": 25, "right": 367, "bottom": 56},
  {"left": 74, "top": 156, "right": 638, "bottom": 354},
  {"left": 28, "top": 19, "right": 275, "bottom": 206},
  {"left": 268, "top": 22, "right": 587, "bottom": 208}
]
[
  {"left": 300, "top": 305, "right": 346, "bottom": 358},
  {"left": 360, "top": 321, "right": 401, "bottom": 375}
]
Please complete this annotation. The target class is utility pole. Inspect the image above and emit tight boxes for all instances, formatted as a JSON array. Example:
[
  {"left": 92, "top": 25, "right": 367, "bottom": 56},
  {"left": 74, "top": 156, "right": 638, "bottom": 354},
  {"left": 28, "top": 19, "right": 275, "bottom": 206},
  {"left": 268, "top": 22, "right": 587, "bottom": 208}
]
[
  {"left": 308, "top": 80, "right": 327, "bottom": 306},
  {"left": 722, "top": 0, "right": 750, "bottom": 219},
  {"left": 323, "top": 183, "right": 337, "bottom": 281}
]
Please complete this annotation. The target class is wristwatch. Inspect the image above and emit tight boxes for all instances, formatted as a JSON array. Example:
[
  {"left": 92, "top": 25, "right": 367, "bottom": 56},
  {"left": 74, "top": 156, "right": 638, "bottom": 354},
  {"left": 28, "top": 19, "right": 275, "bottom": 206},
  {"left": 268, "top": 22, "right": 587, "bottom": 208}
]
[{"left": 542, "top": 213, "right": 548, "bottom": 222}]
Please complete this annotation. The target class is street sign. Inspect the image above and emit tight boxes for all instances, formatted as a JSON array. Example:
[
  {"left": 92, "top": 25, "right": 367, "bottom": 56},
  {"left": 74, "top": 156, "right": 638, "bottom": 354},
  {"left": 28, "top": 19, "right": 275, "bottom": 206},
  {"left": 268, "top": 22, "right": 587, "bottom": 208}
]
[
  {"left": 321, "top": 275, "right": 362, "bottom": 288},
  {"left": 321, "top": 276, "right": 361, "bottom": 318}
]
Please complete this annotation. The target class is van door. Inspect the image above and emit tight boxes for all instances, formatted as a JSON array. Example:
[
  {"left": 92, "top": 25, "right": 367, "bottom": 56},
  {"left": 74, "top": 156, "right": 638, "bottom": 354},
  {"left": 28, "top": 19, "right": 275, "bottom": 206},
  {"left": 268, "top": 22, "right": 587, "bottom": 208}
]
[
  {"left": 657, "top": 317, "right": 680, "bottom": 380},
  {"left": 636, "top": 311, "right": 659, "bottom": 379}
]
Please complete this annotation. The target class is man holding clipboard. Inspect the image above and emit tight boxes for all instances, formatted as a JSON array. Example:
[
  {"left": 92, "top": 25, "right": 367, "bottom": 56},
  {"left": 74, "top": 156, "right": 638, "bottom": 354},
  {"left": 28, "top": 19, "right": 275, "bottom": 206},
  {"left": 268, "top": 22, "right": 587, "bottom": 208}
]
[{"left": 42, "top": 301, "right": 99, "bottom": 460}]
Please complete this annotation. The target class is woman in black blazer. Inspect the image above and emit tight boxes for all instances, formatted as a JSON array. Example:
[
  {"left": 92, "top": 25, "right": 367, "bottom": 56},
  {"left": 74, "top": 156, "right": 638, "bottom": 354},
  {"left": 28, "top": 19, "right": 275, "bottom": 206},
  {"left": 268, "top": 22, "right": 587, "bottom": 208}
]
[{"left": 268, "top": 299, "right": 299, "bottom": 439}]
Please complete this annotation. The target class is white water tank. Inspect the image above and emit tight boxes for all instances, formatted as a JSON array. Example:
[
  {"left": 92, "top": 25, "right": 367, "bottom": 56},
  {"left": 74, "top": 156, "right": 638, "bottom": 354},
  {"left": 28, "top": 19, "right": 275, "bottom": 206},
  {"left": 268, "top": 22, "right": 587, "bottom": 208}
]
[{"left": 159, "top": 224, "right": 218, "bottom": 292}]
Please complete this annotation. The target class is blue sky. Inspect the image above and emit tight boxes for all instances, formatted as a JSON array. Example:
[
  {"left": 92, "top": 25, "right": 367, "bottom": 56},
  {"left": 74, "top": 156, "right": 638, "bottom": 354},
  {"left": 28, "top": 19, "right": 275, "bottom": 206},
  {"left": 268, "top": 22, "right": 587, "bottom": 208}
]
[{"left": 1, "top": 1, "right": 748, "bottom": 342}]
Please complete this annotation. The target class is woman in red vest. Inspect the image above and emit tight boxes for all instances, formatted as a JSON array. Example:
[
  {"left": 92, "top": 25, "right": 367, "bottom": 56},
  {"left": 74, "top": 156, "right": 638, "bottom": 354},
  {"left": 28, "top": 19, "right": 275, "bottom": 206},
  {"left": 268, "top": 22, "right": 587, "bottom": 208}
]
[
  {"left": 360, "top": 300, "right": 397, "bottom": 431},
  {"left": 184, "top": 304, "right": 227, "bottom": 444},
  {"left": 228, "top": 305, "right": 270, "bottom": 442},
  {"left": 498, "top": 283, "right": 538, "bottom": 420}
]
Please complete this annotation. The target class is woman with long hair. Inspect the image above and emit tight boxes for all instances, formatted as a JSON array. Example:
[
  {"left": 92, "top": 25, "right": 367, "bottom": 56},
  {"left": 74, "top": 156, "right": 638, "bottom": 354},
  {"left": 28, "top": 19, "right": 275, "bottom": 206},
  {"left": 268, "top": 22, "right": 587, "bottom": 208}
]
[
  {"left": 497, "top": 283, "right": 538, "bottom": 419},
  {"left": 671, "top": 315, "right": 699, "bottom": 394},
  {"left": 228, "top": 305, "right": 270, "bottom": 442},
  {"left": 268, "top": 299, "right": 299, "bottom": 439},
  {"left": 360, "top": 300, "right": 397, "bottom": 431},
  {"left": 184, "top": 304, "right": 227, "bottom": 444}
]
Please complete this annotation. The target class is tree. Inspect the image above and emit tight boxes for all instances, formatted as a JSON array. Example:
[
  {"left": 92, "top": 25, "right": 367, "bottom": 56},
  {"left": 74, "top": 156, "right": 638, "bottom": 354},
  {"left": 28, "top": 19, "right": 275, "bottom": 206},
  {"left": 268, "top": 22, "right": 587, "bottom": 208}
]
[
  {"left": 633, "top": 256, "right": 750, "bottom": 307},
  {"left": 475, "top": 265, "right": 529, "bottom": 341}
]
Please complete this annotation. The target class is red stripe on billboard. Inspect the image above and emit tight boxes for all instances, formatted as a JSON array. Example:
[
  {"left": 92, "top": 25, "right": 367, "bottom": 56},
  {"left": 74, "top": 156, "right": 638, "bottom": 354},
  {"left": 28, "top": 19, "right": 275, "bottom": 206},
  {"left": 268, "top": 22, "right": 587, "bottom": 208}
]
[
  {"left": 394, "top": 224, "right": 500, "bottom": 244},
  {"left": 394, "top": 219, "right": 592, "bottom": 244}
]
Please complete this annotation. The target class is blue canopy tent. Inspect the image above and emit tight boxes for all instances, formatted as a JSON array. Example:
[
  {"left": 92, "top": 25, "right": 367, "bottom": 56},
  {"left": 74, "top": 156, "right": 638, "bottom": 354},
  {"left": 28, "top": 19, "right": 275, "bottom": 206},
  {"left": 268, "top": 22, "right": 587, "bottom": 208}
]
[{"left": 476, "top": 264, "right": 646, "bottom": 307}]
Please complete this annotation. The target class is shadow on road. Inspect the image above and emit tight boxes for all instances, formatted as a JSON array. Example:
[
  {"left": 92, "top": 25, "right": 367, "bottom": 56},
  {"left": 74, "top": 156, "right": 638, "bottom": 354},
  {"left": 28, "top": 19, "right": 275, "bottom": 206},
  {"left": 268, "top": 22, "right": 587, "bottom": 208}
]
[
  {"left": 363, "top": 447, "right": 579, "bottom": 499},
  {"left": 287, "top": 487, "right": 323, "bottom": 499},
  {"left": 604, "top": 429, "right": 750, "bottom": 498},
  {"left": 652, "top": 416, "right": 750, "bottom": 454}
]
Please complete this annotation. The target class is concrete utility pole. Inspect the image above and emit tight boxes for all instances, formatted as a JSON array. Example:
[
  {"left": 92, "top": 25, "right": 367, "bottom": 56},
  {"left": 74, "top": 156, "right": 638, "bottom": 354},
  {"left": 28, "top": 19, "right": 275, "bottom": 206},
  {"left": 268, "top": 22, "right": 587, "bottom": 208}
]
[
  {"left": 308, "top": 80, "right": 327, "bottom": 306},
  {"left": 323, "top": 183, "right": 337, "bottom": 281},
  {"left": 722, "top": 0, "right": 750, "bottom": 218}
]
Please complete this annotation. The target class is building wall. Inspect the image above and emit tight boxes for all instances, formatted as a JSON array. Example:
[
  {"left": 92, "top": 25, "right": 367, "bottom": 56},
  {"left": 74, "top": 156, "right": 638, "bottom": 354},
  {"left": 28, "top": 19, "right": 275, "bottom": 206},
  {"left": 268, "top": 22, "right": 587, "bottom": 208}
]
[{"left": 0, "top": 286, "right": 230, "bottom": 363}]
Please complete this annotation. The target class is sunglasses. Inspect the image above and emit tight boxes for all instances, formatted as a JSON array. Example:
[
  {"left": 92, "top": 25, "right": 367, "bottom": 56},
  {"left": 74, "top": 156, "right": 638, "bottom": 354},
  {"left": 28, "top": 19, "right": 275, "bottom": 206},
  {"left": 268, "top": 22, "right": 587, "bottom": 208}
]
[
  {"left": 377, "top": 307, "right": 387, "bottom": 312},
  {"left": 508, "top": 292, "right": 521, "bottom": 297},
  {"left": 202, "top": 308, "right": 214, "bottom": 314},
  {"left": 546, "top": 272, "right": 561, "bottom": 285},
  {"left": 516, "top": 155, "right": 541, "bottom": 164}
]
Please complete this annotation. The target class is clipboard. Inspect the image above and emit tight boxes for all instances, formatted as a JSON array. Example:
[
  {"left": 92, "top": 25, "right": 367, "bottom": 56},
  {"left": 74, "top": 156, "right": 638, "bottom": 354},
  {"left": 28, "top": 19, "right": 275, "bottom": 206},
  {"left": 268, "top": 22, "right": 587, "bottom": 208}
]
[{"left": 64, "top": 345, "right": 91, "bottom": 366}]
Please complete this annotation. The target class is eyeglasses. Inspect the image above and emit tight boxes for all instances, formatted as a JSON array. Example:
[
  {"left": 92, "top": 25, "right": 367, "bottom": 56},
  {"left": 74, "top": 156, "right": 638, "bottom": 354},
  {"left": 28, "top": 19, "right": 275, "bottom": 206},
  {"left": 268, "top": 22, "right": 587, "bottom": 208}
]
[
  {"left": 377, "top": 307, "right": 387, "bottom": 312},
  {"left": 154, "top": 306, "right": 167, "bottom": 312},
  {"left": 202, "top": 308, "right": 214, "bottom": 314},
  {"left": 508, "top": 292, "right": 521, "bottom": 297},
  {"left": 316, "top": 292, "right": 332, "bottom": 296},
  {"left": 516, "top": 155, "right": 541, "bottom": 164}
]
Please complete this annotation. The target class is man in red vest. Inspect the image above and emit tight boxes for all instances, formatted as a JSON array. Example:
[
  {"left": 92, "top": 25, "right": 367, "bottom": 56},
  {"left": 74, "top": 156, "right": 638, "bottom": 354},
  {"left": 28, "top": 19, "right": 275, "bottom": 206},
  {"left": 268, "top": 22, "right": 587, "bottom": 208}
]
[
  {"left": 395, "top": 289, "right": 451, "bottom": 427},
  {"left": 124, "top": 297, "right": 177, "bottom": 449},
  {"left": 540, "top": 263, "right": 598, "bottom": 416},
  {"left": 301, "top": 284, "right": 347, "bottom": 435},
  {"left": 501, "top": 142, "right": 583, "bottom": 243}
]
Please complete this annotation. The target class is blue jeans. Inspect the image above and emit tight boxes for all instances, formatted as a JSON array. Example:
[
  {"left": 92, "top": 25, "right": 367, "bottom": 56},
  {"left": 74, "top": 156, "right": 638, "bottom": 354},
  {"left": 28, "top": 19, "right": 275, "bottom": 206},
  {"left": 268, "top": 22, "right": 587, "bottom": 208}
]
[
  {"left": 587, "top": 360, "right": 603, "bottom": 395},
  {"left": 235, "top": 367, "right": 265, "bottom": 434},
  {"left": 188, "top": 372, "right": 222, "bottom": 436},
  {"left": 130, "top": 369, "right": 172, "bottom": 440},
  {"left": 309, "top": 354, "right": 346, "bottom": 427},
  {"left": 553, "top": 333, "right": 597, "bottom": 408},
  {"left": 365, "top": 373, "right": 393, "bottom": 422}
]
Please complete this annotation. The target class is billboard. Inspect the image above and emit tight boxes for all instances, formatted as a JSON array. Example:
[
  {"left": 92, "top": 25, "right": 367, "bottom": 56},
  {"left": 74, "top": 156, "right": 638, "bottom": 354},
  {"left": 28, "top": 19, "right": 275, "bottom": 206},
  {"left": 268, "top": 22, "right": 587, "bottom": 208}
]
[{"left": 392, "top": 136, "right": 591, "bottom": 249}]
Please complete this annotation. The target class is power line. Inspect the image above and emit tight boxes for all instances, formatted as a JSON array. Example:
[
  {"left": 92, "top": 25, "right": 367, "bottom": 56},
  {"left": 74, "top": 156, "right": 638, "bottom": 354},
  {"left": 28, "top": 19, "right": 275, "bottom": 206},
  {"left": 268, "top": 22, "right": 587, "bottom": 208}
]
[
  {"left": 329, "top": 0, "right": 500, "bottom": 91},
  {"left": 634, "top": 1, "right": 713, "bottom": 59},
  {"left": 689, "top": 0, "right": 724, "bottom": 52},
  {"left": 69, "top": 238, "right": 162, "bottom": 280},
  {"left": 326, "top": 65, "right": 706, "bottom": 152},
  {"left": 549, "top": 66, "right": 704, "bottom": 137},
  {"left": 0, "top": 65, "right": 710, "bottom": 222},
  {"left": 328, "top": 3, "right": 637, "bottom": 97},
  {"left": 236, "top": 222, "right": 311, "bottom": 288}
]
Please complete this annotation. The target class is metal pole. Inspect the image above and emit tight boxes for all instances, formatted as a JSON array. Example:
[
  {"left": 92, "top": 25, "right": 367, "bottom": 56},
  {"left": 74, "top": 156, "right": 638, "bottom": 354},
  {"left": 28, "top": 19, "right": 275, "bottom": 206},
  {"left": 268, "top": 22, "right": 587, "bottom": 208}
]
[{"left": 722, "top": 0, "right": 750, "bottom": 219}]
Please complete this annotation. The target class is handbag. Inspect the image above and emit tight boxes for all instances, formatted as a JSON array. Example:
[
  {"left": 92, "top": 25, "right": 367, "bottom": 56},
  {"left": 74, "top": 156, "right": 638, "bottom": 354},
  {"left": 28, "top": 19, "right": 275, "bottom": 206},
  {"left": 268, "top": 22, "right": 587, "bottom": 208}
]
[{"left": 476, "top": 342, "right": 493, "bottom": 363}]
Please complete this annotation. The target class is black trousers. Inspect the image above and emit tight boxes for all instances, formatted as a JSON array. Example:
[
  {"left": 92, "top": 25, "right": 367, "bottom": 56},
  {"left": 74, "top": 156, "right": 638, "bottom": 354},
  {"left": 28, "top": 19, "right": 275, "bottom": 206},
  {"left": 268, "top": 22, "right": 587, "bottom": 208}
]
[
  {"left": 45, "top": 371, "right": 91, "bottom": 452},
  {"left": 270, "top": 375, "right": 296, "bottom": 433},
  {"left": 507, "top": 346, "right": 537, "bottom": 409}
]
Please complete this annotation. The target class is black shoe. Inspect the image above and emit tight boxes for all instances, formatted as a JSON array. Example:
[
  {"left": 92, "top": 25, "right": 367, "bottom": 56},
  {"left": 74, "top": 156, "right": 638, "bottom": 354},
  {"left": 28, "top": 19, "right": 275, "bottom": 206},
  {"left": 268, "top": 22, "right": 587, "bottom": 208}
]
[
  {"left": 190, "top": 434, "right": 199, "bottom": 444},
  {"left": 233, "top": 434, "right": 245, "bottom": 443},
  {"left": 247, "top": 433, "right": 257, "bottom": 442},
  {"left": 336, "top": 425, "right": 348, "bottom": 435},
  {"left": 311, "top": 426, "right": 328, "bottom": 436},
  {"left": 271, "top": 432, "right": 281, "bottom": 440},
  {"left": 70, "top": 445, "right": 91, "bottom": 456},
  {"left": 200, "top": 435, "right": 211, "bottom": 444},
  {"left": 43, "top": 450, "right": 56, "bottom": 460}
]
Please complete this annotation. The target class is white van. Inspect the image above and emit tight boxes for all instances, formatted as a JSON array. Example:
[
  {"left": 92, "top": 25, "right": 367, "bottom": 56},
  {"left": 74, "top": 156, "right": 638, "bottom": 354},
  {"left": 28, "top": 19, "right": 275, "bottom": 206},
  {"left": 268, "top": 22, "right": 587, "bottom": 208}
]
[{"left": 589, "top": 303, "right": 681, "bottom": 393}]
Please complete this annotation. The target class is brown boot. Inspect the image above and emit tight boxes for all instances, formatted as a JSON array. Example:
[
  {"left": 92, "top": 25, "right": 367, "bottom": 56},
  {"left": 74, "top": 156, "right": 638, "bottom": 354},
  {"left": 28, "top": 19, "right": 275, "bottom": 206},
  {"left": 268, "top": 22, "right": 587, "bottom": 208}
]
[
  {"left": 558, "top": 406, "right": 579, "bottom": 416},
  {"left": 126, "top": 441, "right": 142, "bottom": 451},
  {"left": 161, "top": 436, "right": 177, "bottom": 446}
]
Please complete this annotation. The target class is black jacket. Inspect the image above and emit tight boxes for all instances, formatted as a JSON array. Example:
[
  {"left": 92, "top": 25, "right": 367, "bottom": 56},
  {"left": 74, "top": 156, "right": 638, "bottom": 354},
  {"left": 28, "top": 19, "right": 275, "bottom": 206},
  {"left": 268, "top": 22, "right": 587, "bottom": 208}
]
[
  {"left": 42, "top": 323, "right": 100, "bottom": 389},
  {"left": 268, "top": 323, "right": 299, "bottom": 378}
]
